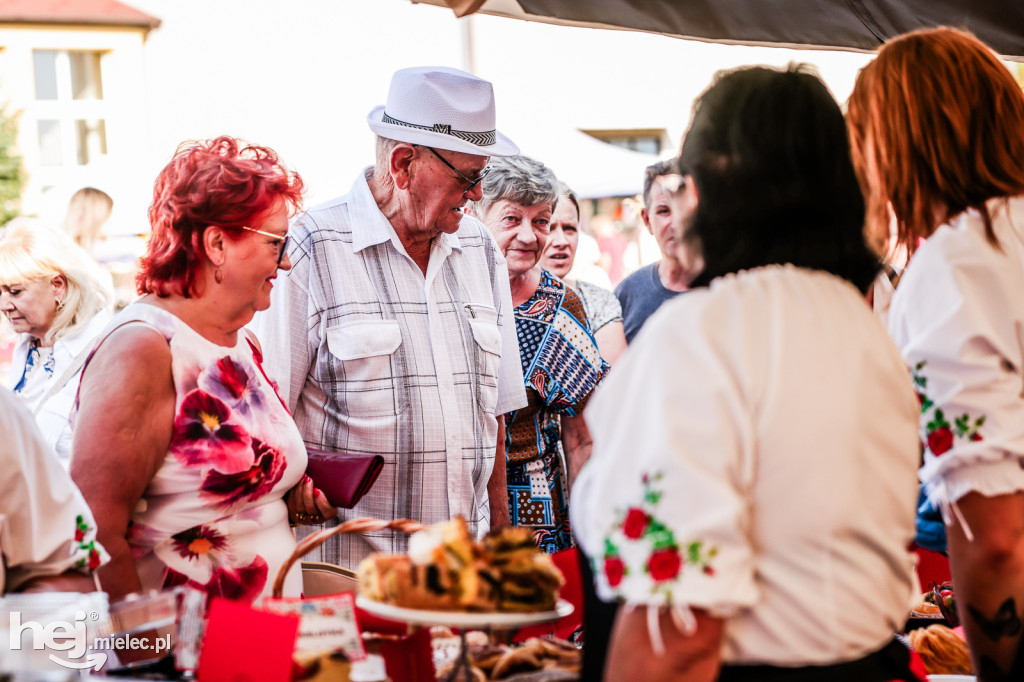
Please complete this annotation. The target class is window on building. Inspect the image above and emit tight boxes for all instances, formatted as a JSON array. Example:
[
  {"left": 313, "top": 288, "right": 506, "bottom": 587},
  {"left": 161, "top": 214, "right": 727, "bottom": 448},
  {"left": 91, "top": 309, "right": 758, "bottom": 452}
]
[
  {"left": 32, "top": 50, "right": 108, "bottom": 167},
  {"left": 580, "top": 128, "right": 668, "bottom": 156}
]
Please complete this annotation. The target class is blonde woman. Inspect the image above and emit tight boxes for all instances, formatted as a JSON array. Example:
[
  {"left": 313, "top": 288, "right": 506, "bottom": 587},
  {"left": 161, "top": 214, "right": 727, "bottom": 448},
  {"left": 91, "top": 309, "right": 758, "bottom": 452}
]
[
  {"left": 63, "top": 186, "right": 113, "bottom": 254},
  {"left": 0, "top": 223, "right": 112, "bottom": 463}
]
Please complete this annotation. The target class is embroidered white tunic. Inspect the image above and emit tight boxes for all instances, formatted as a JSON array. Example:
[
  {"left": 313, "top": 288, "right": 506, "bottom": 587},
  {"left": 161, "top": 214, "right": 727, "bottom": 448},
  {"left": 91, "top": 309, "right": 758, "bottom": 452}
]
[
  {"left": 572, "top": 265, "right": 919, "bottom": 666},
  {"left": 889, "top": 196, "right": 1024, "bottom": 508},
  {"left": 251, "top": 168, "right": 526, "bottom": 567},
  {"left": 0, "top": 388, "right": 106, "bottom": 593}
]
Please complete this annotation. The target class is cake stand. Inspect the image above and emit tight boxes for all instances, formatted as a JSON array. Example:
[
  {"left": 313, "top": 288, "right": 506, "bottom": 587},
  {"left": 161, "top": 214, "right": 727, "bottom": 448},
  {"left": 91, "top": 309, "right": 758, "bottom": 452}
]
[{"left": 356, "top": 597, "right": 574, "bottom": 681}]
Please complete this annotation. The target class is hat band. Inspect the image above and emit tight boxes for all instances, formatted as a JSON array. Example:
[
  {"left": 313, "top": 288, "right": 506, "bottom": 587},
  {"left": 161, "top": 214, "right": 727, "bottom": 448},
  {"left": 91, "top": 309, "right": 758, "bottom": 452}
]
[{"left": 382, "top": 111, "right": 496, "bottom": 147}]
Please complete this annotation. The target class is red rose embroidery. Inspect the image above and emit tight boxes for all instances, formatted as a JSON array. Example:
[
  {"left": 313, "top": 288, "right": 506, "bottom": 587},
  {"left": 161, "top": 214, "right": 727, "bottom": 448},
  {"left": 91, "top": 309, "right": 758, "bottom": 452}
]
[
  {"left": 88, "top": 548, "right": 101, "bottom": 570},
  {"left": 604, "top": 556, "right": 625, "bottom": 587},
  {"left": 928, "top": 426, "right": 954, "bottom": 455},
  {"left": 75, "top": 528, "right": 84, "bottom": 542},
  {"left": 703, "top": 565, "right": 715, "bottom": 576},
  {"left": 647, "top": 548, "right": 682, "bottom": 582},
  {"left": 971, "top": 433, "right": 984, "bottom": 442},
  {"left": 622, "top": 507, "right": 649, "bottom": 540}
]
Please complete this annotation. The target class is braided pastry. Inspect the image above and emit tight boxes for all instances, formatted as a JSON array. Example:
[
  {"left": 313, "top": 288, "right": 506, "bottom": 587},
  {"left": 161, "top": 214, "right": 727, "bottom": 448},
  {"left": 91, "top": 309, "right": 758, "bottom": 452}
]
[{"left": 908, "top": 624, "right": 973, "bottom": 675}]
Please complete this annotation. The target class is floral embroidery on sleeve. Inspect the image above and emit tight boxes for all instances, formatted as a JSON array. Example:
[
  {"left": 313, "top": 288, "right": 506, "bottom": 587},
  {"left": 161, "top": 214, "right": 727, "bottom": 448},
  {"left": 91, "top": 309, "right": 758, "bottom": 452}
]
[
  {"left": 912, "top": 361, "right": 986, "bottom": 456},
  {"left": 73, "top": 514, "right": 103, "bottom": 571},
  {"left": 601, "top": 472, "right": 718, "bottom": 600}
]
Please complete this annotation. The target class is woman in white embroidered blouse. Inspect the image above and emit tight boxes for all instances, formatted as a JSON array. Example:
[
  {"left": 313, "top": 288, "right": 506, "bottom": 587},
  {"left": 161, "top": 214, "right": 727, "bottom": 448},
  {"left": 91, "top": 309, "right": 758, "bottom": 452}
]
[
  {"left": 571, "top": 65, "right": 922, "bottom": 682},
  {"left": 848, "top": 27, "right": 1024, "bottom": 679},
  {"left": 0, "top": 223, "right": 112, "bottom": 464}
]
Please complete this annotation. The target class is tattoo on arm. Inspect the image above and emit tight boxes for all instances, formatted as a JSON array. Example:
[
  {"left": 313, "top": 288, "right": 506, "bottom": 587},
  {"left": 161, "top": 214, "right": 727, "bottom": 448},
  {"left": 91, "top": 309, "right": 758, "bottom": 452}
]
[{"left": 968, "top": 598, "right": 1022, "bottom": 641}]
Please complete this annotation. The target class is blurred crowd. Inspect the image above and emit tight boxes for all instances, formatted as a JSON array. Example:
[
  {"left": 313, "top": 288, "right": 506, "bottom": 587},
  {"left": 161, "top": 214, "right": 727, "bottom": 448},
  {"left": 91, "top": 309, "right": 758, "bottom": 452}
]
[{"left": 4, "top": 24, "right": 1024, "bottom": 682}]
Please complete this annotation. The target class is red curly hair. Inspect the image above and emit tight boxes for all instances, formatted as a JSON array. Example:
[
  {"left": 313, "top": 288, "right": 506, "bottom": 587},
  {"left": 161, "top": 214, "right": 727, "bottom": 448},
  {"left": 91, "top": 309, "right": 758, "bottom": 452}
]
[
  {"left": 137, "top": 136, "right": 304, "bottom": 298},
  {"left": 847, "top": 27, "right": 1024, "bottom": 260}
]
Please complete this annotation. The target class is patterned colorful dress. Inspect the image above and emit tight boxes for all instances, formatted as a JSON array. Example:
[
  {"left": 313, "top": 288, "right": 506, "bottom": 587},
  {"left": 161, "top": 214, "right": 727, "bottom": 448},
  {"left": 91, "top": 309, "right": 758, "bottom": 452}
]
[
  {"left": 79, "top": 304, "right": 306, "bottom": 603},
  {"left": 506, "top": 270, "right": 608, "bottom": 553}
]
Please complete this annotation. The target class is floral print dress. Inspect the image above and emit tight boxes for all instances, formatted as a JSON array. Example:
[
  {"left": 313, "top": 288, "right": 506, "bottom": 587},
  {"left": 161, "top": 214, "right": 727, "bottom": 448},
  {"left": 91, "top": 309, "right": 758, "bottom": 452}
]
[{"left": 82, "top": 305, "right": 306, "bottom": 603}]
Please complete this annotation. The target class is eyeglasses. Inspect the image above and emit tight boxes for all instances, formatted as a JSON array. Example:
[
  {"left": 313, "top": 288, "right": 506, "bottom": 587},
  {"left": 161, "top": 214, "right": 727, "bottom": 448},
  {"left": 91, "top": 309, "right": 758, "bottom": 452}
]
[
  {"left": 238, "top": 225, "right": 289, "bottom": 266},
  {"left": 420, "top": 146, "right": 490, "bottom": 195}
]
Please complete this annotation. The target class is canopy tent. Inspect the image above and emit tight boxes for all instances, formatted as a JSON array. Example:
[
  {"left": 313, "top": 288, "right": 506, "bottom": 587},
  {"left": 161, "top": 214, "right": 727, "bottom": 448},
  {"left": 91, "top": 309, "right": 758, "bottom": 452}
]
[
  {"left": 415, "top": 0, "right": 1024, "bottom": 58},
  {"left": 510, "top": 127, "right": 658, "bottom": 199}
]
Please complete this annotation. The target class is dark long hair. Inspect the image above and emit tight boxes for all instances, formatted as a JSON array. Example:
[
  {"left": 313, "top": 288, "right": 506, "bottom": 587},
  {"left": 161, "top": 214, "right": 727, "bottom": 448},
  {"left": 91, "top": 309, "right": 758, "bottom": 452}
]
[{"left": 681, "top": 64, "right": 880, "bottom": 293}]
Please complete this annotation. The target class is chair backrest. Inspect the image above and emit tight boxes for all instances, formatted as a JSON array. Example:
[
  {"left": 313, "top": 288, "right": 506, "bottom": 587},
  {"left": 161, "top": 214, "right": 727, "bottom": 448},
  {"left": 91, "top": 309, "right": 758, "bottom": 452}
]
[{"left": 302, "top": 561, "right": 359, "bottom": 597}]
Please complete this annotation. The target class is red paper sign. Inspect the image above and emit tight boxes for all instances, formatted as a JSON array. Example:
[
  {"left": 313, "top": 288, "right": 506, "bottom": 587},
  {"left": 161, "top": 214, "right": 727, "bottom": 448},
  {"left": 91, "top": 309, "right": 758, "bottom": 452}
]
[{"left": 198, "top": 598, "right": 299, "bottom": 681}]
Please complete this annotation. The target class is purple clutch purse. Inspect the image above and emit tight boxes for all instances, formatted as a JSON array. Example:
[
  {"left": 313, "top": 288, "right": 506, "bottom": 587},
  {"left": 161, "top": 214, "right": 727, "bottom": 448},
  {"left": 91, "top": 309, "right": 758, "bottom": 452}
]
[{"left": 305, "top": 449, "right": 385, "bottom": 509}]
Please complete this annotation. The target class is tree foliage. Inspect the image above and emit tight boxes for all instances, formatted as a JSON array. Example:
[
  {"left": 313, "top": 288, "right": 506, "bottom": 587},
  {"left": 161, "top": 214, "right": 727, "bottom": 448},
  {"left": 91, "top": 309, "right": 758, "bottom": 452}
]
[{"left": 0, "top": 104, "right": 25, "bottom": 227}]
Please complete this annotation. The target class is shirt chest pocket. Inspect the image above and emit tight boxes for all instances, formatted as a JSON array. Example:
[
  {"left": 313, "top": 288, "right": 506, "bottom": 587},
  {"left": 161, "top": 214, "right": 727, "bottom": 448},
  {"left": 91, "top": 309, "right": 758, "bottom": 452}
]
[
  {"left": 467, "top": 304, "right": 501, "bottom": 413},
  {"left": 326, "top": 320, "right": 407, "bottom": 418}
]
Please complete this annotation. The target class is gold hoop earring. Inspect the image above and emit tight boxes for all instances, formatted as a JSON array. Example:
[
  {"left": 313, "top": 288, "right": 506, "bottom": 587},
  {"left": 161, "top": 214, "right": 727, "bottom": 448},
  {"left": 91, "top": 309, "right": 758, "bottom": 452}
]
[{"left": 214, "top": 268, "right": 224, "bottom": 284}]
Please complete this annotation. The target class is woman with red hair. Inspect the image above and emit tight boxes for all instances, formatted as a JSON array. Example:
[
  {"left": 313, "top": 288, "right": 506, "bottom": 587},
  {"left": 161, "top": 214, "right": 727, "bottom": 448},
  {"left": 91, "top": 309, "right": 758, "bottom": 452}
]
[
  {"left": 70, "top": 137, "right": 335, "bottom": 608},
  {"left": 848, "top": 28, "right": 1024, "bottom": 679}
]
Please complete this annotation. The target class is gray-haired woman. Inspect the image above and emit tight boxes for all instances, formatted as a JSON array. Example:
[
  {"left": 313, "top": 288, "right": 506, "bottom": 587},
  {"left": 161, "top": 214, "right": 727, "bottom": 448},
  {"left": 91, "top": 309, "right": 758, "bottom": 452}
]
[{"left": 470, "top": 155, "right": 608, "bottom": 553}]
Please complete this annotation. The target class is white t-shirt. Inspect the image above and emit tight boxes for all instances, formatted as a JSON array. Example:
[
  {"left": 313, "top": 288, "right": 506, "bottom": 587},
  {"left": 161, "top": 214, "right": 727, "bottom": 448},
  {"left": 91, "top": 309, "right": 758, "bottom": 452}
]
[
  {"left": 572, "top": 265, "right": 919, "bottom": 666},
  {"left": 0, "top": 387, "right": 107, "bottom": 593},
  {"left": 889, "top": 196, "right": 1024, "bottom": 508}
]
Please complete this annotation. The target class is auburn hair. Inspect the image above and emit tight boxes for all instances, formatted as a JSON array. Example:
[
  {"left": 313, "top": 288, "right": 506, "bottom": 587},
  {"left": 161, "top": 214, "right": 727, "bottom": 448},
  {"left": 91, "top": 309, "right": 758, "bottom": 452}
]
[
  {"left": 847, "top": 27, "right": 1024, "bottom": 259},
  {"left": 137, "top": 136, "right": 304, "bottom": 298}
]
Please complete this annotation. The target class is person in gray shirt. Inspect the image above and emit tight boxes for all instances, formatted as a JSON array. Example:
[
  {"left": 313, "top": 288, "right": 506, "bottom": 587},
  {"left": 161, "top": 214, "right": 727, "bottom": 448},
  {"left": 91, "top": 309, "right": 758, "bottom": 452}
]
[{"left": 615, "top": 160, "right": 699, "bottom": 343}]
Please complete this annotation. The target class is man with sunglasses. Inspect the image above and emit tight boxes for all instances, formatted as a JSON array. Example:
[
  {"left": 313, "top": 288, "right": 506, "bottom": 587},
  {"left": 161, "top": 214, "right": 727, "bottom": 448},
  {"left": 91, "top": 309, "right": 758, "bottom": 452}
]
[{"left": 252, "top": 66, "right": 527, "bottom": 569}]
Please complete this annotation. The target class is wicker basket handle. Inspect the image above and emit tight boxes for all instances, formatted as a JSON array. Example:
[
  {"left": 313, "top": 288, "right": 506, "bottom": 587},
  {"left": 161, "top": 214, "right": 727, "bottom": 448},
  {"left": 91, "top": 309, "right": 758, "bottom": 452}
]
[{"left": 272, "top": 517, "right": 426, "bottom": 598}]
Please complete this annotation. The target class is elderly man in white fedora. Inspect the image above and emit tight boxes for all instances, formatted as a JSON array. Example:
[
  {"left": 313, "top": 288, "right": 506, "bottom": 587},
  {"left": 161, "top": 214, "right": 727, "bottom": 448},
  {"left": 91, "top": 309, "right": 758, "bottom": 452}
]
[{"left": 252, "top": 66, "right": 527, "bottom": 568}]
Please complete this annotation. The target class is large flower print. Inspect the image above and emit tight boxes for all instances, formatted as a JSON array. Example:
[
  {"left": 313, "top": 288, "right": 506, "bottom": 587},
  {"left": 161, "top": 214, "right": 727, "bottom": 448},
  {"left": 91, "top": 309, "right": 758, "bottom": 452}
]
[
  {"left": 200, "top": 438, "right": 285, "bottom": 511},
  {"left": 198, "top": 357, "right": 265, "bottom": 417},
  {"left": 157, "top": 529, "right": 269, "bottom": 604},
  {"left": 155, "top": 524, "right": 232, "bottom": 584},
  {"left": 171, "top": 389, "right": 253, "bottom": 473},
  {"left": 204, "top": 557, "right": 269, "bottom": 603}
]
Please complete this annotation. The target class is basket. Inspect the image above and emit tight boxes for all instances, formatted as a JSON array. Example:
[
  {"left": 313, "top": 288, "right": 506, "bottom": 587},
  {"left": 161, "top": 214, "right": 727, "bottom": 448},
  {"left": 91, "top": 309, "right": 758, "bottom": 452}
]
[{"left": 271, "top": 517, "right": 425, "bottom": 598}]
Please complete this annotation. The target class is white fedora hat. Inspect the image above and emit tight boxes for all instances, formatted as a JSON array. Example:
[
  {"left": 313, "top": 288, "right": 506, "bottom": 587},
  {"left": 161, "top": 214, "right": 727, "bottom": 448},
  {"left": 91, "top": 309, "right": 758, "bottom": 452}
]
[{"left": 367, "top": 66, "right": 519, "bottom": 157}]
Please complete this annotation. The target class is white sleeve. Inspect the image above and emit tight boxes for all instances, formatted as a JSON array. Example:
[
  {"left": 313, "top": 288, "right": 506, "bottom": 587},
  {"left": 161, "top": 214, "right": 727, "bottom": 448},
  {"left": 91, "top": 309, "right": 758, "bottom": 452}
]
[
  {"left": 572, "top": 297, "right": 759, "bottom": 615},
  {"left": 250, "top": 220, "right": 317, "bottom": 415},
  {"left": 1, "top": 390, "right": 107, "bottom": 593},
  {"left": 490, "top": 236, "right": 527, "bottom": 416},
  {"left": 890, "top": 228, "right": 1024, "bottom": 505}
]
